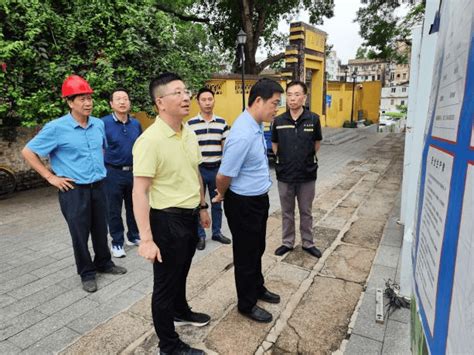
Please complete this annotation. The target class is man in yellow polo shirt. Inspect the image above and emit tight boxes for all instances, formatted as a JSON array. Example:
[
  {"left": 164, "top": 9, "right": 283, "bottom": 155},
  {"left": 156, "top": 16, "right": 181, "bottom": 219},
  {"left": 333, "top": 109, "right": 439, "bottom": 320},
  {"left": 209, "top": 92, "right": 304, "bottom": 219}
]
[{"left": 132, "top": 72, "right": 210, "bottom": 355}]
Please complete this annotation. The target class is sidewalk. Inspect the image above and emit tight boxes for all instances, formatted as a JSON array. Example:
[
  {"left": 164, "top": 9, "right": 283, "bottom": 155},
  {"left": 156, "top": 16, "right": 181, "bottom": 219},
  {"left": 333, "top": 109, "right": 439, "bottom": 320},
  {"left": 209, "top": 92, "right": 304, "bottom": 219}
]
[{"left": 0, "top": 130, "right": 408, "bottom": 354}]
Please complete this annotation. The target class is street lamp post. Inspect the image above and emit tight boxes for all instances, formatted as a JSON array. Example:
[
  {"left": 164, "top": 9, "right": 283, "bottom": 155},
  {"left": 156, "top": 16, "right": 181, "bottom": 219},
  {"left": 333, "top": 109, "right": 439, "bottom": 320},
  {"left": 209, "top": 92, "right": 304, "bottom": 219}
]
[
  {"left": 350, "top": 70, "right": 357, "bottom": 125},
  {"left": 237, "top": 29, "right": 247, "bottom": 111}
]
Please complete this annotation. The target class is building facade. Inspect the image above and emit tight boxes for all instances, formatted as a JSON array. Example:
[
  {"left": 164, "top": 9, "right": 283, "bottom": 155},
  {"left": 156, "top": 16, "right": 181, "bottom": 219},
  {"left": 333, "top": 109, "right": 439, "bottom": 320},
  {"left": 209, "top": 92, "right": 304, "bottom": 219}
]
[{"left": 380, "top": 84, "right": 409, "bottom": 113}]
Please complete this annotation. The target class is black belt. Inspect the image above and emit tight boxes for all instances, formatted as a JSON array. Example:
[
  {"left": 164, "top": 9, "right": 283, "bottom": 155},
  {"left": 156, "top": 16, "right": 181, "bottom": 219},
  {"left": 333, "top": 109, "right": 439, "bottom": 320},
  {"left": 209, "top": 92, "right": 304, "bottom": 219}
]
[
  {"left": 200, "top": 162, "right": 221, "bottom": 168},
  {"left": 152, "top": 207, "right": 200, "bottom": 216},
  {"left": 106, "top": 163, "right": 133, "bottom": 171},
  {"left": 73, "top": 180, "right": 103, "bottom": 189}
]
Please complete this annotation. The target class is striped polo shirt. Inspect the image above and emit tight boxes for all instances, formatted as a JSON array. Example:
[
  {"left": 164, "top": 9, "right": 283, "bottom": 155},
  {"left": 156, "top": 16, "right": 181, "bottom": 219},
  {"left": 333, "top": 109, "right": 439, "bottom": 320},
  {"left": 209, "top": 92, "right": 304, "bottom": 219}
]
[{"left": 186, "top": 114, "right": 229, "bottom": 164}]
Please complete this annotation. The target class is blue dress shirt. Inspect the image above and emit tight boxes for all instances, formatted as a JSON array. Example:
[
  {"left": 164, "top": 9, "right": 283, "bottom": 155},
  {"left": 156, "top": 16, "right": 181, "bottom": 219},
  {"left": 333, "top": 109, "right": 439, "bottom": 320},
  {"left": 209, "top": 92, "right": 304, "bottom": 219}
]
[
  {"left": 27, "top": 113, "right": 107, "bottom": 184},
  {"left": 102, "top": 113, "right": 142, "bottom": 166},
  {"left": 219, "top": 110, "right": 271, "bottom": 196}
]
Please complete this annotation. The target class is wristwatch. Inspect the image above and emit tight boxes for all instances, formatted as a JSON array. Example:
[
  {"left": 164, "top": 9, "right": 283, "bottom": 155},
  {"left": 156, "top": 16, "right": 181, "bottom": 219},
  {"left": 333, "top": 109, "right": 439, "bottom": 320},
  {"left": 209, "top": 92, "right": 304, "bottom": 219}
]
[{"left": 199, "top": 202, "right": 209, "bottom": 210}]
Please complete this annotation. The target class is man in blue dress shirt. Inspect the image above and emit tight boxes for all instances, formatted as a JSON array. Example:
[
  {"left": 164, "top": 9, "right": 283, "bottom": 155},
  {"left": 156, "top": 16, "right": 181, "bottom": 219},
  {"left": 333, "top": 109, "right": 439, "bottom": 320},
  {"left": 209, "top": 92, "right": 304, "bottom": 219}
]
[
  {"left": 21, "top": 75, "right": 127, "bottom": 293},
  {"left": 102, "top": 89, "right": 142, "bottom": 258},
  {"left": 213, "top": 78, "right": 284, "bottom": 323}
]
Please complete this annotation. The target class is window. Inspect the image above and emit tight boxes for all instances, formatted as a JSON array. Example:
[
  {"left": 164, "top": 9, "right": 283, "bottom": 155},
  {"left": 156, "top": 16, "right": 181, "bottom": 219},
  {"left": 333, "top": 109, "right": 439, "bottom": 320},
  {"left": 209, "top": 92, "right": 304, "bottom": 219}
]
[
  {"left": 397, "top": 74, "right": 401, "bottom": 78},
  {"left": 390, "top": 99, "right": 395, "bottom": 105},
  {"left": 401, "top": 100, "right": 405, "bottom": 105},
  {"left": 390, "top": 73, "right": 394, "bottom": 80},
  {"left": 402, "top": 88, "right": 407, "bottom": 92},
  {"left": 372, "top": 75, "right": 375, "bottom": 81},
  {"left": 377, "top": 75, "right": 381, "bottom": 80},
  {"left": 403, "top": 73, "right": 407, "bottom": 79},
  {"left": 365, "top": 75, "right": 369, "bottom": 80},
  {"left": 391, "top": 88, "right": 396, "bottom": 93}
]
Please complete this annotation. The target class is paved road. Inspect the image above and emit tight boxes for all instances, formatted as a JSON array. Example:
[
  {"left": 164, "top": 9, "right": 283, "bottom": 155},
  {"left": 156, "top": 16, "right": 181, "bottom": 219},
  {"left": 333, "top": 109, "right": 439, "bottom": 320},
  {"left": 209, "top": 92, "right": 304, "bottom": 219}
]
[{"left": 0, "top": 129, "right": 386, "bottom": 354}]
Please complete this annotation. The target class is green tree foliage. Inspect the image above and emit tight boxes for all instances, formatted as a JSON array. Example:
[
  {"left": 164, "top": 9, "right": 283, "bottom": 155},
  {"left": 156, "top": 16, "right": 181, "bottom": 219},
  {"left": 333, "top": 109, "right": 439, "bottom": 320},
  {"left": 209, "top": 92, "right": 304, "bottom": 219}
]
[
  {"left": 0, "top": 0, "right": 218, "bottom": 126},
  {"left": 356, "top": 0, "right": 425, "bottom": 63},
  {"left": 157, "top": 0, "right": 336, "bottom": 74}
]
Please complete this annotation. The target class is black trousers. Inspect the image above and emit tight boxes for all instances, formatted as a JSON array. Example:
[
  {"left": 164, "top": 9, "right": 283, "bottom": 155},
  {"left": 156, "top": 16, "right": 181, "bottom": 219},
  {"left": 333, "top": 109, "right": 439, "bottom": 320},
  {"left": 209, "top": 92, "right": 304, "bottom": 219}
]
[
  {"left": 224, "top": 189, "right": 269, "bottom": 312},
  {"left": 58, "top": 182, "right": 114, "bottom": 281},
  {"left": 150, "top": 208, "right": 199, "bottom": 353}
]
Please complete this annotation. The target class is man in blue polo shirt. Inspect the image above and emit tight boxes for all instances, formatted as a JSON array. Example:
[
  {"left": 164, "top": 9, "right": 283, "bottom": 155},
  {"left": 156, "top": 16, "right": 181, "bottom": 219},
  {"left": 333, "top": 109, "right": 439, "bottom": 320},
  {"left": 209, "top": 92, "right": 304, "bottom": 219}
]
[
  {"left": 102, "top": 88, "right": 142, "bottom": 258},
  {"left": 21, "top": 75, "right": 127, "bottom": 293},
  {"left": 213, "top": 78, "right": 284, "bottom": 323}
]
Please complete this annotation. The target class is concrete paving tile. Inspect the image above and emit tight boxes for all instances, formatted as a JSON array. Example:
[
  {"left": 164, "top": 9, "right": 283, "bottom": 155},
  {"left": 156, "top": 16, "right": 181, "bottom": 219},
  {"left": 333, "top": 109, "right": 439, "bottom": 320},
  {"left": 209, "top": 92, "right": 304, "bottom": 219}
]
[
  {"left": 66, "top": 304, "right": 122, "bottom": 335},
  {"left": 1, "top": 284, "right": 66, "bottom": 323},
  {"left": 366, "top": 264, "right": 397, "bottom": 294},
  {"left": 87, "top": 269, "right": 149, "bottom": 304},
  {"left": 30, "top": 257, "right": 75, "bottom": 278},
  {"left": 20, "top": 327, "right": 80, "bottom": 355},
  {"left": 38, "top": 288, "right": 87, "bottom": 315},
  {"left": 320, "top": 244, "right": 376, "bottom": 284},
  {"left": 130, "top": 276, "right": 154, "bottom": 294},
  {"left": 381, "top": 319, "right": 410, "bottom": 355},
  {"left": 8, "top": 298, "right": 99, "bottom": 349},
  {"left": 388, "top": 306, "right": 410, "bottom": 324},
  {"left": 8, "top": 265, "right": 76, "bottom": 299},
  {"left": 0, "top": 273, "right": 38, "bottom": 294},
  {"left": 61, "top": 313, "right": 151, "bottom": 354},
  {"left": 351, "top": 291, "right": 387, "bottom": 342},
  {"left": 373, "top": 245, "right": 400, "bottom": 269},
  {"left": 0, "top": 309, "right": 47, "bottom": 342},
  {"left": 380, "top": 227, "right": 403, "bottom": 248},
  {"left": 0, "top": 294, "right": 16, "bottom": 308},
  {"left": 345, "top": 334, "right": 382, "bottom": 354},
  {"left": 203, "top": 262, "right": 308, "bottom": 355},
  {"left": 0, "top": 340, "right": 21, "bottom": 354},
  {"left": 342, "top": 218, "right": 386, "bottom": 250},
  {"left": 275, "top": 277, "right": 363, "bottom": 354},
  {"left": 0, "top": 257, "right": 58, "bottom": 284}
]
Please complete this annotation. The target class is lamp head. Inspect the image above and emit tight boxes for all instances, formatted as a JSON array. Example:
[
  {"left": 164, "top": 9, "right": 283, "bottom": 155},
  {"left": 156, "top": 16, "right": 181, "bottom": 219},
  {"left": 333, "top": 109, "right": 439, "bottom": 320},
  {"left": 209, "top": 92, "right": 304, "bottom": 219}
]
[{"left": 237, "top": 29, "right": 247, "bottom": 45}]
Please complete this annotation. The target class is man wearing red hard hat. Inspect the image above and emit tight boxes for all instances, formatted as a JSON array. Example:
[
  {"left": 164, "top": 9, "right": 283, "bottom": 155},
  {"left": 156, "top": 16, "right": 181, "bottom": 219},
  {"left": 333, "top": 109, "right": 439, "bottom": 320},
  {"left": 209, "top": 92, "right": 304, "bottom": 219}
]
[{"left": 22, "top": 74, "right": 127, "bottom": 293}]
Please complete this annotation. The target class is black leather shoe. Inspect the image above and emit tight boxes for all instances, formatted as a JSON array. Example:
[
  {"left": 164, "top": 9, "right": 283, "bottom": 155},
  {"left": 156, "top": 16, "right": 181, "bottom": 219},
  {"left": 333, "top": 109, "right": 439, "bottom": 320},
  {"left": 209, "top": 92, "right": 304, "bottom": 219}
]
[
  {"left": 159, "top": 340, "right": 205, "bottom": 355},
  {"left": 302, "top": 246, "right": 322, "bottom": 258},
  {"left": 274, "top": 245, "right": 293, "bottom": 256},
  {"left": 196, "top": 238, "right": 206, "bottom": 250},
  {"left": 258, "top": 289, "right": 280, "bottom": 304},
  {"left": 211, "top": 233, "right": 231, "bottom": 244},
  {"left": 239, "top": 305, "right": 272, "bottom": 323},
  {"left": 82, "top": 279, "right": 97, "bottom": 293}
]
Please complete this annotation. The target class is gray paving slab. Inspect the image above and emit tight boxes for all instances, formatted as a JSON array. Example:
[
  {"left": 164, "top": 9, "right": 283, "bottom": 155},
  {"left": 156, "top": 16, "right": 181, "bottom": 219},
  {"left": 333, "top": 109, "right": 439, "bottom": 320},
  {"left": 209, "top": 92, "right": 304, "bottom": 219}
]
[
  {"left": 373, "top": 245, "right": 400, "bottom": 269},
  {"left": 0, "top": 309, "right": 48, "bottom": 342},
  {"left": 345, "top": 334, "right": 383, "bottom": 354},
  {"left": 351, "top": 291, "right": 387, "bottom": 342},
  {"left": 380, "top": 225, "right": 404, "bottom": 248},
  {"left": 0, "top": 273, "right": 38, "bottom": 294},
  {"left": 381, "top": 319, "right": 411, "bottom": 355},
  {"left": 365, "top": 264, "right": 397, "bottom": 294},
  {"left": 8, "top": 265, "right": 76, "bottom": 299},
  {"left": 8, "top": 298, "right": 99, "bottom": 349},
  {"left": 388, "top": 307, "right": 410, "bottom": 324},
  {"left": 1, "top": 284, "right": 66, "bottom": 323},
  {"left": 20, "top": 327, "right": 80, "bottom": 355},
  {"left": 0, "top": 294, "right": 16, "bottom": 308},
  {"left": 38, "top": 287, "right": 87, "bottom": 315},
  {"left": 0, "top": 340, "right": 21, "bottom": 354}
]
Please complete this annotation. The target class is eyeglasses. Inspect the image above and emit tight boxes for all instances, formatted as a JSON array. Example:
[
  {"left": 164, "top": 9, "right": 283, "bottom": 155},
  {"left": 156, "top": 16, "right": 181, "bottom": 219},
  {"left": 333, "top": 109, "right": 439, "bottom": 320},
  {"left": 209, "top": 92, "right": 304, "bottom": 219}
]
[{"left": 159, "top": 89, "right": 192, "bottom": 98}]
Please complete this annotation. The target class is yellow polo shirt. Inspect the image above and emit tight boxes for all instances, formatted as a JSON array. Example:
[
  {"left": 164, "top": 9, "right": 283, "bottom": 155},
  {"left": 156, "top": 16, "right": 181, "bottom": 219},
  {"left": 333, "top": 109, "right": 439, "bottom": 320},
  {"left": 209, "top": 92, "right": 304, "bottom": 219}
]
[{"left": 132, "top": 117, "right": 202, "bottom": 209}]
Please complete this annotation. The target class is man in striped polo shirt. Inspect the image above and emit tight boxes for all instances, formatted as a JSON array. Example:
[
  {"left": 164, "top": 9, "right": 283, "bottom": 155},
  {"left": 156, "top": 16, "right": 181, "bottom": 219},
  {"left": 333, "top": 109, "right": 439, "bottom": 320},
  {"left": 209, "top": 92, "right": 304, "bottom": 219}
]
[{"left": 187, "top": 88, "right": 231, "bottom": 250}]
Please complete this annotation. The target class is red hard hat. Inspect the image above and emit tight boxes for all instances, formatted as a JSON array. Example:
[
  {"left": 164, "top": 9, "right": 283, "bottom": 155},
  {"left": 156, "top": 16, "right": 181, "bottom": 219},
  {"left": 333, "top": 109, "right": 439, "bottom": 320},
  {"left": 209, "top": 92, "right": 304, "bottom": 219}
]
[{"left": 61, "top": 74, "right": 94, "bottom": 98}]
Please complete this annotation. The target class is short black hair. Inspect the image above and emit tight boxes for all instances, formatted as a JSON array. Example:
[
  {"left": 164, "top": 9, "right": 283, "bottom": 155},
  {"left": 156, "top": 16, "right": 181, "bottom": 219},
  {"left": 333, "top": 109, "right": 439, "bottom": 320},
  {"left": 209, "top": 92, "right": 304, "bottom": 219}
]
[
  {"left": 196, "top": 87, "right": 214, "bottom": 100},
  {"left": 109, "top": 88, "right": 130, "bottom": 102},
  {"left": 149, "top": 72, "right": 183, "bottom": 104},
  {"left": 248, "top": 78, "right": 284, "bottom": 107},
  {"left": 286, "top": 80, "right": 308, "bottom": 94}
]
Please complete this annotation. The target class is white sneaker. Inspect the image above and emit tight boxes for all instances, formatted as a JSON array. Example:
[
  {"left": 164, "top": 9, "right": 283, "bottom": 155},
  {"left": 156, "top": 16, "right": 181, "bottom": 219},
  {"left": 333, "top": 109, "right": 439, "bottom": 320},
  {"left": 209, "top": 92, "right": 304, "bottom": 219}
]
[
  {"left": 111, "top": 245, "right": 126, "bottom": 258},
  {"left": 125, "top": 239, "right": 140, "bottom": 246}
]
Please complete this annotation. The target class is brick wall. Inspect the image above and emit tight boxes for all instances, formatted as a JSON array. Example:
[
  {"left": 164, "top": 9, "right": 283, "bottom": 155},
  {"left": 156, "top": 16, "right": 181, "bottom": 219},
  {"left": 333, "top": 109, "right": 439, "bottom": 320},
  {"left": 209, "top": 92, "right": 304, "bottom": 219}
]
[{"left": 0, "top": 127, "right": 49, "bottom": 191}]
